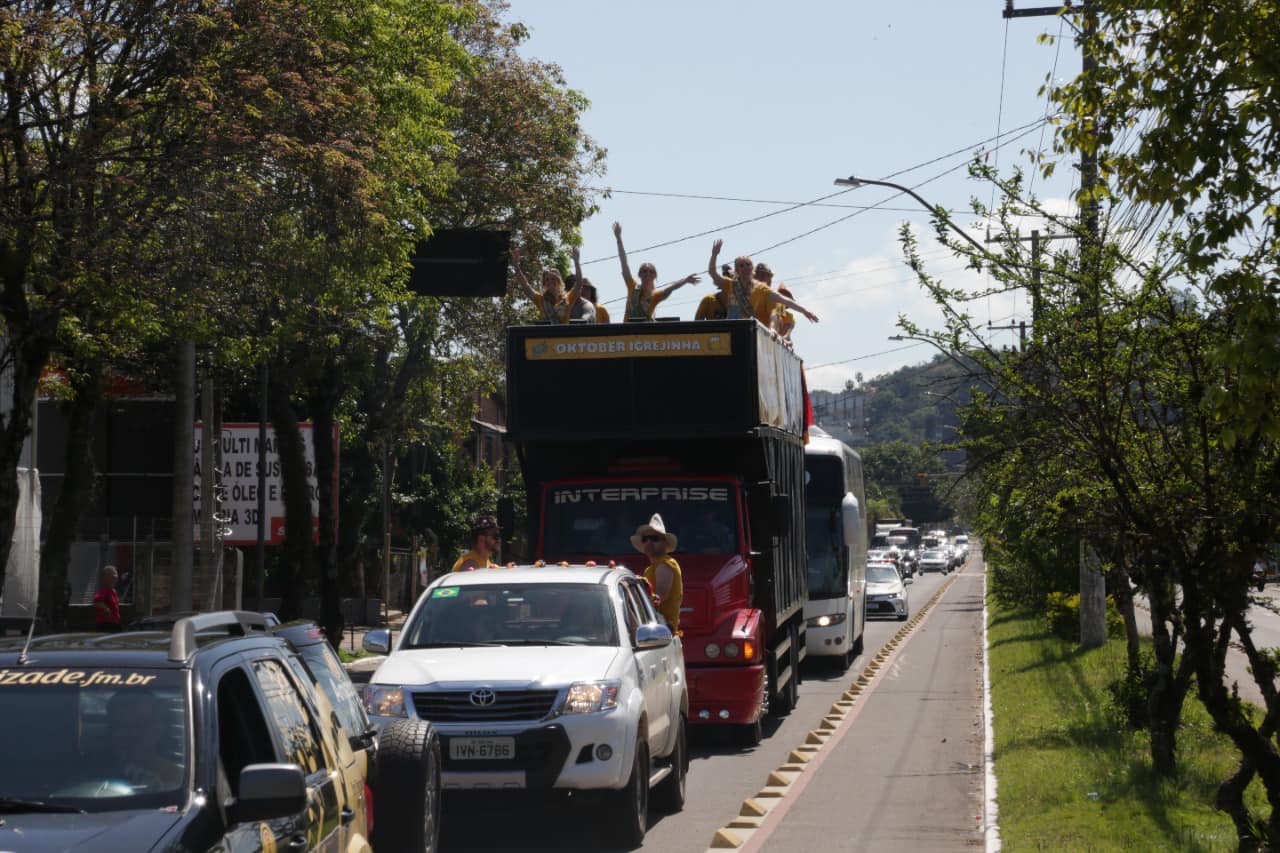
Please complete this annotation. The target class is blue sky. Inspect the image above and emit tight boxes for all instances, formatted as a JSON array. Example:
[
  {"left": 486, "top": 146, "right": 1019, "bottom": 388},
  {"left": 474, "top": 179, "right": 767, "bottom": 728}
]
[{"left": 504, "top": 0, "right": 1080, "bottom": 390}]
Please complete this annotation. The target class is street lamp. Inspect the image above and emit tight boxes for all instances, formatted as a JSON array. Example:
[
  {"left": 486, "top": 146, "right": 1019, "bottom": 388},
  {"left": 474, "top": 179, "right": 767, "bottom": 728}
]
[{"left": 833, "top": 176, "right": 991, "bottom": 258}]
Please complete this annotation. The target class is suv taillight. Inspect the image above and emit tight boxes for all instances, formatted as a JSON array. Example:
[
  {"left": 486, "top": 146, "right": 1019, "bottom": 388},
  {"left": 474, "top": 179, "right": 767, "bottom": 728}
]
[{"left": 364, "top": 781, "right": 374, "bottom": 832}]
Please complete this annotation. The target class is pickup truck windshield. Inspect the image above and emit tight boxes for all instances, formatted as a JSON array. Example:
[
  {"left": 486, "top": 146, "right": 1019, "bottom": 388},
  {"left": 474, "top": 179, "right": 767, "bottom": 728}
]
[
  {"left": 0, "top": 668, "right": 187, "bottom": 812},
  {"left": 403, "top": 584, "right": 620, "bottom": 647},
  {"left": 543, "top": 481, "right": 738, "bottom": 557}
]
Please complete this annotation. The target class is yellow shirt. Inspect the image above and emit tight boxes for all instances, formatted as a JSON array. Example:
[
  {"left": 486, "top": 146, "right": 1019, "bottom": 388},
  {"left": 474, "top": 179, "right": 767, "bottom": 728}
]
[
  {"left": 644, "top": 555, "right": 684, "bottom": 632},
  {"left": 695, "top": 292, "right": 727, "bottom": 321},
  {"left": 698, "top": 281, "right": 772, "bottom": 324},
  {"left": 596, "top": 304, "right": 611, "bottom": 324},
  {"left": 451, "top": 550, "right": 496, "bottom": 573},
  {"left": 533, "top": 290, "right": 578, "bottom": 324},
  {"left": 623, "top": 273, "right": 671, "bottom": 321}
]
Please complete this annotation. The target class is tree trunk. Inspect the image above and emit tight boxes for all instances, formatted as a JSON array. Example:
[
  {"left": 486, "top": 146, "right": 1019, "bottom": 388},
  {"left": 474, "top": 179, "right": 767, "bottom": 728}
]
[
  {"left": 38, "top": 366, "right": 104, "bottom": 629},
  {"left": 170, "top": 342, "right": 195, "bottom": 612},
  {"left": 268, "top": 363, "right": 313, "bottom": 622},
  {"left": 1146, "top": 574, "right": 1190, "bottom": 778},
  {"left": 311, "top": 385, "right": 343, "bottom": 647}
]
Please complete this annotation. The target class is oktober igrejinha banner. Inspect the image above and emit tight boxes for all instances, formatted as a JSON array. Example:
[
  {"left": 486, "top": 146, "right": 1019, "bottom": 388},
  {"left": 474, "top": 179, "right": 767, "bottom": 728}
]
[{"left": 524, "top": 333, "right": 732, "bottom": 360}]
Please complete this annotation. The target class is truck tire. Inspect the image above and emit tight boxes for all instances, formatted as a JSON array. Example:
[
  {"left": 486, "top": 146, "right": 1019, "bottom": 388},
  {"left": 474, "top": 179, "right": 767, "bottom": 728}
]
[
  {"left": 653, "top": 714, "right": 688, "bottom": 813},
  {"left": 372, "top": 718, "right": 441, "bottom": 853},
  {"left": 607, "top": 735, "right": 649, "bottom": 848},
  {"left": 771, "top": 626, "right": 800, "bottom": 716}
]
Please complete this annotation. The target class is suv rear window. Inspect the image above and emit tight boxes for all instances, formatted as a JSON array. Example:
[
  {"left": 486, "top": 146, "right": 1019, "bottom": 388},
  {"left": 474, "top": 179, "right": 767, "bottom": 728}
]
[{"left": 0, "top": 667, "right": 188, "bottom": 811}]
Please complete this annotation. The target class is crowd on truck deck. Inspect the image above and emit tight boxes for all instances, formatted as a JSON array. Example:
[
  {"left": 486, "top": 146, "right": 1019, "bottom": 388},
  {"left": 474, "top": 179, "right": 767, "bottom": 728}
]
[{"left": 510, "top": 224, "right": 821, "bottom": 344}]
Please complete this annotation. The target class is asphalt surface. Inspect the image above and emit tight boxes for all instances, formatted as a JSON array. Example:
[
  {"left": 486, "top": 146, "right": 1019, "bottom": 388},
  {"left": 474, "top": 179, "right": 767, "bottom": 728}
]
[{"left": 409, "top": 555, "right": 986, "bottom": 852}]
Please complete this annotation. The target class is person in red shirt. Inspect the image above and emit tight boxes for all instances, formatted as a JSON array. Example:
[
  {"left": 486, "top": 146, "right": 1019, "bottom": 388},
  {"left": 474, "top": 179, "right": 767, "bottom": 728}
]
[{"left": 94, "top": 565, "right": 122, "bottom": 632}]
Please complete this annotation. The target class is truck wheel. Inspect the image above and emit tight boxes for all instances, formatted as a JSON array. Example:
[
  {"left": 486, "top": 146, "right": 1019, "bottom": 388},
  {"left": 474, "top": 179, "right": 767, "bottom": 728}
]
[
  {"left": 371, "top": 718, "right": 441, "bottom": 853},
  {"left": 653, "top": 714, "right": 688, "bottom": 813},
  {"left": 607, "top": 735, "right": 649, "bottom": 848},
  {"left": 770, "top": 626, "right": 800, "bottom": 716},
  {"left": 732, "top": 717, "right": 762, "bottom": 747}
]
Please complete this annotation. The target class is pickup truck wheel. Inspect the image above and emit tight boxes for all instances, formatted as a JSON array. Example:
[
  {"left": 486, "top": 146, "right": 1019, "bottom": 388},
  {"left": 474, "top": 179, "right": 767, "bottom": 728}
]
[
  {"left": 608, "top": 736, "right": 649, "bottom": 848},
  {"left": 653, "top": 714, "right": 688, "bottom": 813},
  {"left": 371, "top": 718, "right": 441, "bottom": 853}
]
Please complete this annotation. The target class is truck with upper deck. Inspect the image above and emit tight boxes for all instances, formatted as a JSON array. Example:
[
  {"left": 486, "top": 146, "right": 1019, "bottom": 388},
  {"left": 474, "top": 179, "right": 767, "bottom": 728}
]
[{"left": 505, "top": 319, "right": 808, "bottom": 745}]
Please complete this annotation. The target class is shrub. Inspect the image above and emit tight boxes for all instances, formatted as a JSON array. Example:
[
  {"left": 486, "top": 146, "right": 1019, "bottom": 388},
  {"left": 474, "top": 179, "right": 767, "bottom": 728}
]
[
  {"left": 1041, "top": 592, "right": 1125, "bottom": 643},
  {"left": 1105, "top": 651, "right": 1154, "bottom": 730}
]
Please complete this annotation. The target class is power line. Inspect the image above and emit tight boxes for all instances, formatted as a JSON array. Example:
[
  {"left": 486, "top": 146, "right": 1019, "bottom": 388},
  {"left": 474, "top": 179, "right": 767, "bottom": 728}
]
[
  {"left": 807, "top": 343, "right": 932, "bottom": 370},
  {"left": 581, "top": 116, "right": 1054, "bottom": 270},
  {"left": 597, "top": 189, "right": 941, "bottom": 214}
]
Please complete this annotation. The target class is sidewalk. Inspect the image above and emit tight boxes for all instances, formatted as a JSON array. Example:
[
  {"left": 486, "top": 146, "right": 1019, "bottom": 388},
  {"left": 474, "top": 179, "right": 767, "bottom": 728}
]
[{"left": 748, "top": 570, "right": 987, "bottom": 852}]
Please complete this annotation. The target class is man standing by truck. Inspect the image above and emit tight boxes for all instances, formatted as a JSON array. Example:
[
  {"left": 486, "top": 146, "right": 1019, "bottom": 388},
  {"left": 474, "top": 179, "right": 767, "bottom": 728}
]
[
  {"left": 631, "top": 514, "right": 683, "bottom": 632},
  {"left": 452, "top": 516, "right": 502, "bottom": 572}
]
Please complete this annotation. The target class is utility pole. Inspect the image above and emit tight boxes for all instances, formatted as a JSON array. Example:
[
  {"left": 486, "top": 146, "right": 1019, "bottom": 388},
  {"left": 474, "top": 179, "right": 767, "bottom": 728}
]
[
  {"left": 1004, "top": 0, "right": 1107, "bottom": 648},
  {"left": 171, "top": 342, "right": 195, "bottom": 613}
]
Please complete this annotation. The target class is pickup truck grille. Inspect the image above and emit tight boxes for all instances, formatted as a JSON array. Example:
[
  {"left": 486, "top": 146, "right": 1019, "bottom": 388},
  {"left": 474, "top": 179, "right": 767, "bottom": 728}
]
[{"left": 412, "top": 688, "right": 561, "bottom": 722}]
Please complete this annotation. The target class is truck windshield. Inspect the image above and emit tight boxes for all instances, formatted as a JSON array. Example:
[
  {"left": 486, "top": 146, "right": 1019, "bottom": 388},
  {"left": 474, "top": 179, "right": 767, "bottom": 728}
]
[
  {"left": 543, "top": 481, "right": 738, "bottom": 557},
  {"left": 0, "top": 668, "right": 188, "bottom": 812}
]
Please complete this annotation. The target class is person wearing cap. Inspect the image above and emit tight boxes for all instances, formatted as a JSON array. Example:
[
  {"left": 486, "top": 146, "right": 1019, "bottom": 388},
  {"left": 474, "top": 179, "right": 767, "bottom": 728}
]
[
  {"left": 755, "top": 264, "right": 796, "bottom": 342},
  {"left": 452, "top": 516, "right": 502, "bottom": 572},
  {"left": 631, "top": 513, "right": 683, "bottom": 632}
]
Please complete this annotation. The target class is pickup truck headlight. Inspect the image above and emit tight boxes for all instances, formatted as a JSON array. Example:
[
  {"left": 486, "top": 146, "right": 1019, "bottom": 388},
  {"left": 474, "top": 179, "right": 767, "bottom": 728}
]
[
  {"left": 364, "top": 685, "right": 408, "bottom": 718},
  {"left": 807, "top": 612, "right": 848, "bottom": 628},
  {"left": 560, "top": 680, "right": 620, "bottom": 714}
]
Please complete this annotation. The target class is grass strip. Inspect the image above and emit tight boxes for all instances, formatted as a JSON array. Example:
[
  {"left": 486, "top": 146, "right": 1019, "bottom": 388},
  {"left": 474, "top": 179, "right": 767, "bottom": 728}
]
[{"left": 989, "top": 598, "right": 1265, "bottom": 851}]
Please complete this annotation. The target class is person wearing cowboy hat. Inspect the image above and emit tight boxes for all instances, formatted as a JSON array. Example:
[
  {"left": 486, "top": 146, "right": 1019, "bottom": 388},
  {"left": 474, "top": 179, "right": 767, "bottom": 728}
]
[
  {"left": 452, "top": 515, "right": 502, "bottom": 572},
  {"left": 631, "top": 513, "right": 684, "bottom": 632}
]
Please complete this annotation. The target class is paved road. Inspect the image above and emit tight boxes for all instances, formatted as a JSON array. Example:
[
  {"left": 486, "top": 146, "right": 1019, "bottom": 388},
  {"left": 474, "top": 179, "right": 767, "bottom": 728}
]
[{"left": 434, "top": 554, "right": 985, "bottom": 852}]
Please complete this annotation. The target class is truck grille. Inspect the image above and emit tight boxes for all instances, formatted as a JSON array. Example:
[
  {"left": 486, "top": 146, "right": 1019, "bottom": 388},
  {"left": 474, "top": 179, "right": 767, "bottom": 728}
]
[{"left": 412, "top": 688, "right": 561, "bottom": 722}]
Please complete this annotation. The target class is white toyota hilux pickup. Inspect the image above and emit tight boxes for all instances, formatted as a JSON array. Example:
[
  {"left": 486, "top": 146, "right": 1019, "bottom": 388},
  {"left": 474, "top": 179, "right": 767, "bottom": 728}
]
[{"left": 362, "top": 565, "right": 689, "bottom": 847}]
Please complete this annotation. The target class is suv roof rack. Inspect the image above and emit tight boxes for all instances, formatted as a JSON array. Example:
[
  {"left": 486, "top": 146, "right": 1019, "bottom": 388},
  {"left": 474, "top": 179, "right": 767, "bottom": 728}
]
[{"left": 169, "top": 611, "right": 272, "bottom": 662}]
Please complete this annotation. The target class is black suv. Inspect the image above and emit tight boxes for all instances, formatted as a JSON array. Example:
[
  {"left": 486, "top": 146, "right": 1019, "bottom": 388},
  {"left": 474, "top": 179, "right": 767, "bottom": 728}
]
[{"left": 0, "top": 611, "right": 439, "bottom": 852}]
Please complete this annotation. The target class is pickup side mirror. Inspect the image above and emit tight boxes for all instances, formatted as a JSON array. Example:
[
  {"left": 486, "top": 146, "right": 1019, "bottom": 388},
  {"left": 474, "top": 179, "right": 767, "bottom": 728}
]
[
  {"left": 635, "top": 623, "right": 673, "bottom": 649},
  {"left": 363, "top": 628, "right": 392, "bottom": 655},
  {"left": 231, "top": 763, "right": 307, "bottom": 824}
]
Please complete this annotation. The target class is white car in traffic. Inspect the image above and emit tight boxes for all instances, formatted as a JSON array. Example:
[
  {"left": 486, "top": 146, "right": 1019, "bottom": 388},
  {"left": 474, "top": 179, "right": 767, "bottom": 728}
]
[
  {"left": 866, "top": 561, "right": 910, "bottom": 620},
  {"left": 362, "top": 565, "right": 689, "bottom": 847}
]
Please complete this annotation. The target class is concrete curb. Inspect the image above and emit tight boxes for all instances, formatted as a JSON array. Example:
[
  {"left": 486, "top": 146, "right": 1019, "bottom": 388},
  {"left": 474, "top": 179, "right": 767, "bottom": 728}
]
[
  {"left": 702, "top": 571, "right": 963, "bottom": 852},
  {"left": 983, "top": 562, "right": 1001, "bottom": 851}
]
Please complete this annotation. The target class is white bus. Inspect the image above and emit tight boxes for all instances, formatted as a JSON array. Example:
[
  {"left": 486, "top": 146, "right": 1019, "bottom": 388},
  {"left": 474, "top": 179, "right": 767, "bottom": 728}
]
[{"left": 803, "top": 427, "right": 868, "bottom": 669}]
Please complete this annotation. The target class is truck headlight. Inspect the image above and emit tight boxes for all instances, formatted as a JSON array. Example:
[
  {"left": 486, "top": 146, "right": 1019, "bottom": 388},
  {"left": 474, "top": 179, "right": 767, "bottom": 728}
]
[
  {"left": 807, "top": 612, "right": 847, "bottom": 628},
  {"left": 364, "top": 685, "right": 408, "bottom": 718},
  {"left": 560, "top": 680, "right": 620, "bottom": 714}
]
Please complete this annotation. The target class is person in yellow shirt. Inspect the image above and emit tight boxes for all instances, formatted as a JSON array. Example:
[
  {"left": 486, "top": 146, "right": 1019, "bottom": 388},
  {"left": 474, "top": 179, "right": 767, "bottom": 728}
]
[
  {"left": 613, "top": 222, "right": 699, "bottom": 321},
  {"left": 630, "top": 513, "right": 683, "bottom": 632},
  {"left": 452, "top": 515, "right": 502, "bottom": 572},
  {"left": 512, "top": 246, "right": 582, "bottom": 324},
  {"left": 580, "top": 283, "right": 610, "bottom": 323},
  {"left": 702, "top": 240, "right": 820, "bottom": 327}
]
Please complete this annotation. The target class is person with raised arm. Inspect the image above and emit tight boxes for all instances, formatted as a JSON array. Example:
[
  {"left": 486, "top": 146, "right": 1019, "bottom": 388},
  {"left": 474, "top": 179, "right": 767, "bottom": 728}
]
[
  {"left": 613, "top": 222, "right": 699, "bottom": 321},
  {"left": 512, "top": 245, "right": 582, "bottom": 324},
  {"left": 700, "top": 239, "right": 820, "bottom": 327}
]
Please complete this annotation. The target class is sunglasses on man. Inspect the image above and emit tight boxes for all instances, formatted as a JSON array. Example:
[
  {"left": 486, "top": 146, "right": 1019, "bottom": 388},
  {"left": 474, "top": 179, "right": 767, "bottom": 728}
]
[{"left": 641, "top": 534, "right": 665, "bottom": 543}]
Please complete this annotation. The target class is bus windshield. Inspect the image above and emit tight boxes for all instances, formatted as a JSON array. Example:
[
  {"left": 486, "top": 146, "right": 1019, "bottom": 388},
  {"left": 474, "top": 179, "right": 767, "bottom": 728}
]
[
  {"left": 805, "top": 455, "right": 846, "bottom": 599},
  {"left": 542, "top": 480, "right": 738, "bottom": 557}
]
